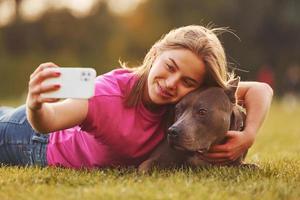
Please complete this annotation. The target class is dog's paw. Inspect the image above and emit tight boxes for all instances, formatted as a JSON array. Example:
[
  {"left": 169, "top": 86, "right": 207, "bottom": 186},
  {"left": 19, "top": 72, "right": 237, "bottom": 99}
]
[
  {"left": 240, "top": 163, "right": 260, "bottom": 170},
  {"left": 138, "top": 160, "right": 155, "bottom": 174}
]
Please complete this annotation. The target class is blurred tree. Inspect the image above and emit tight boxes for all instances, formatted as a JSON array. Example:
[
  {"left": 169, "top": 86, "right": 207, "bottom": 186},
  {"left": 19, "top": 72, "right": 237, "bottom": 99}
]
[
  {"left": 14, "top": 0, "right": 22, "bottom": 21},
  {"left": 0, "top": 0, "right": 299, "bottom": 99}
]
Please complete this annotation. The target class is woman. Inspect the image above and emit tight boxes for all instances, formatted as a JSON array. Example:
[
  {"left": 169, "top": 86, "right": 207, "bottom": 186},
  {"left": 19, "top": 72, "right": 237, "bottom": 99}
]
[{"left": 0, "top": 25, "right": 273, "bottom": 168}]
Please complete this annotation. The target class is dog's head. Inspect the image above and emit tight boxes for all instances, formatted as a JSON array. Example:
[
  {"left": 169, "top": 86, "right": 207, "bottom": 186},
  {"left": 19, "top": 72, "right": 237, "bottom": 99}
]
[{"left": 167, "top": 77, "right": 241, "bottom": 153}]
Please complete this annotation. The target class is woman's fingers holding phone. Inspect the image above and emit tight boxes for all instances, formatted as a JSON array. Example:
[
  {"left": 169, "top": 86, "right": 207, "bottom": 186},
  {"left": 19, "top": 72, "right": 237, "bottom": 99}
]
[
  {"left": 27, "top": 83, "right": 61, "bottom": 109},
  {"left": 29, "top": 67, "right": 61, "bottom": 88},
  {"left": 27, "top": 83, "right": 61, "bottom": 110},
  {"left": 30, "top": 83, "right": 60, "bottom": 95},
  {"left": 30, "top": 62, "right": 59, "bottom": 80},
  {"left": 27, "top": 62, "right": 61, "bottom": 110},
  {"left": 38, "top": 97, "right": 60, "bottom": 103}
]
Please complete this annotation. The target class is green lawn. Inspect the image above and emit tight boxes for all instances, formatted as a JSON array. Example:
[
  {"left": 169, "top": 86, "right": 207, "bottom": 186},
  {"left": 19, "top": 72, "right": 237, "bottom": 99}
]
[{"left": 0, "top": 101, "right": 299, "bottom": 200}]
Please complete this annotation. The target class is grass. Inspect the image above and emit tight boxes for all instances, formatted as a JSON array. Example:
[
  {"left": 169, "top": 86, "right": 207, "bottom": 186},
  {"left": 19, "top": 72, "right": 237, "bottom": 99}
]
[{"left": 0, "top": 101, "right": 299, "bottom": 200}]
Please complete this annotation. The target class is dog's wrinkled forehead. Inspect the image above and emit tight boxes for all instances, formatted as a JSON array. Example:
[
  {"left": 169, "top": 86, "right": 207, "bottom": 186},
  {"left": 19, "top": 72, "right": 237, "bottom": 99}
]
[{"left": 177, "top": 87, "right": 232, "bottom": 111}]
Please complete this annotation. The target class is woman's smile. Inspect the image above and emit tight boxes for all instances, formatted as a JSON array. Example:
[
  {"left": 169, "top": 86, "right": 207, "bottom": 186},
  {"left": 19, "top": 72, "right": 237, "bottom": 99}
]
[{"left": 156, "top": 81, "right": 174, "bottom": 99}]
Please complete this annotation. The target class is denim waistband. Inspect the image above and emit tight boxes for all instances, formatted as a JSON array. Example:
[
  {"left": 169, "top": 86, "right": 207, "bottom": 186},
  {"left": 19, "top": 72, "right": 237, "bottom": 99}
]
[{"left": 32, "top": 134, "right": 49, "bottom": 167}]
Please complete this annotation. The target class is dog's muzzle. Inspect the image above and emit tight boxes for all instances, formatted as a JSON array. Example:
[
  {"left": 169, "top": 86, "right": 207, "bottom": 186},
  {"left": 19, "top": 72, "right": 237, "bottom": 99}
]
[
  {"left": 167, "top": 126, "right": 180, "bottom": 139},
  {"left": 167, "top": 126, "right": 182, "bottom": 148}
]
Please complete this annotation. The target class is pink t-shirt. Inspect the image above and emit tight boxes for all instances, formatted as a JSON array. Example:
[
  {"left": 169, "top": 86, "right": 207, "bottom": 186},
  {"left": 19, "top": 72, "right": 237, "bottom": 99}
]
[{"left": 46, "top": 69, "right": 167, "bottom": 169}]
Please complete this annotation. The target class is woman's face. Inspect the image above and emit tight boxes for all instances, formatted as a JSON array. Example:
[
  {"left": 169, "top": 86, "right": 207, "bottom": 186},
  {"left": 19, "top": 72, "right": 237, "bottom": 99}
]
[{"left": 145, "top": 49, "right": 206, "bottom": 106}]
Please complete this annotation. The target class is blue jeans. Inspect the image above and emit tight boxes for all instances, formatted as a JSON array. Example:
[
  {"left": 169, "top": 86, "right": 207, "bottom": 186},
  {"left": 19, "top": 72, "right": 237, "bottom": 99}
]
[{"left": 0, "top": 105, "right": 49, "bottom": 167}]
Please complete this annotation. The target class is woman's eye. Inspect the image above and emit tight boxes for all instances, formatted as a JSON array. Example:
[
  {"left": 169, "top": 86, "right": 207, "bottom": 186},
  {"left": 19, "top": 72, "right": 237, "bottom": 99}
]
[
  {"left": 166, "top": 64, "right": 175, "bottom": 72},
  {"left": 182, "top": 79, "right": 194, "bottom": 88}
]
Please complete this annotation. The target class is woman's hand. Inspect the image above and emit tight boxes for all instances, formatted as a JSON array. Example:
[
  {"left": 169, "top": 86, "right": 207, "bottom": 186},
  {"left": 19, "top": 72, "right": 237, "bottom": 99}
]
[
  {"left": 26, "top": 62, "right": 61, "bottom": 111},
  {"left": 198, "top": 130, "right": 254, "bottom": 165}
]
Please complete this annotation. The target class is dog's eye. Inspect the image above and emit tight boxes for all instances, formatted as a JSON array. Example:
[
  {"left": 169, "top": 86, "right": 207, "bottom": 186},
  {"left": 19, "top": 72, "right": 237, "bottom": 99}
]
[{"left": 197, "top": 108, "right": 207, "bottom": 115}]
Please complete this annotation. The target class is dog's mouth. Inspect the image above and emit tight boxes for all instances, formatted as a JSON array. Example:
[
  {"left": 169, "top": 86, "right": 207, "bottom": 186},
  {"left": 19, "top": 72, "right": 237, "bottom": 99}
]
[
  {"left": 167, "top": 130, "right": 213, "bottom": 154},
  {"left": 169, "top": 140, "right": 210, "bottom": 154},
  {"left": 171, "top": 143, "right": 186, "bottom": 151},
  {"left": 196, "top": 148, "right": 210, "bottom": 154}
]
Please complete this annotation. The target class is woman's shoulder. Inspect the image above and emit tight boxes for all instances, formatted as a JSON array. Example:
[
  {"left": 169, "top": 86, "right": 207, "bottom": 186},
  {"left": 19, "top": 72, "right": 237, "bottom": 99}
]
[
  {"left": 101, "top": 68, "right": 135, "bottom": 80},
  {"left": 94, "top": 68, "right": 137, "bottom": 97}
]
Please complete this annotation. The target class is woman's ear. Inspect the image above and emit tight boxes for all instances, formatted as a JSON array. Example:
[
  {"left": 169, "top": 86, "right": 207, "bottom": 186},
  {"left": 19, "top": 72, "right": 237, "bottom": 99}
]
[{"left": 225, "top": 76, "right": 240, "bottom": 104}]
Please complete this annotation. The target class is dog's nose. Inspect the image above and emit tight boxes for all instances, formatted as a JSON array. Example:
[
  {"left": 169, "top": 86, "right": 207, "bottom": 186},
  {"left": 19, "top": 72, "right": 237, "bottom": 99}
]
[{"left": 167, "top": 127, "right": 179, "bottom": 138}]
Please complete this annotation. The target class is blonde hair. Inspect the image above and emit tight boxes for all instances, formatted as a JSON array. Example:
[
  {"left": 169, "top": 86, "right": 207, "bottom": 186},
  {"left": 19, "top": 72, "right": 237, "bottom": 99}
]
[{"left": 122, "top": 25, "right": 234, "bottom": 107}]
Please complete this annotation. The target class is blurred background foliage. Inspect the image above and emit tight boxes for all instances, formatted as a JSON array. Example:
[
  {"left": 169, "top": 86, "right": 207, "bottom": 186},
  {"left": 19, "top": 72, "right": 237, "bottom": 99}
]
[{"left": 0, "top": 0, "right": 299, "bottom": 101}]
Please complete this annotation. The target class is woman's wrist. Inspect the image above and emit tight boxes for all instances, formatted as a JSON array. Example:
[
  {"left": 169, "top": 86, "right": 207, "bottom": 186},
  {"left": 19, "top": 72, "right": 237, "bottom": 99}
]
[{"left": 242, "top": 129, "right": 257, "bottom": 148}]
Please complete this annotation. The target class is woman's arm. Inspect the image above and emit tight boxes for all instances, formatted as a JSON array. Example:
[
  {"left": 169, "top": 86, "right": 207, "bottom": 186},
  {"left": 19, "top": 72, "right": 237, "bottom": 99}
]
[
  {"left": 236, "top": 81, "right": 273, "bottom": 145},
  {"left": 26, "top": 99, "right": 88, "bottom": 133},
  {"left": 198, "top": 81, "right": 273, "bottom": 164},
  {"left": 26, "top": 63, "right": 88, "bottom": 133}
]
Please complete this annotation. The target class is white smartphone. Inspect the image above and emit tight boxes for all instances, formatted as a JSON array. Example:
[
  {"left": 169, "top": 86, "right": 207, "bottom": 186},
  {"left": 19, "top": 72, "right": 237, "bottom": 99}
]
[{"left": 41, "top": 67, "right": 96, "bottom": 99}]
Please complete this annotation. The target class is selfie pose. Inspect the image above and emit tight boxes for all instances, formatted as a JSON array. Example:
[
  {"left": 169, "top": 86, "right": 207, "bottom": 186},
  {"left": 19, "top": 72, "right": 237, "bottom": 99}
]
[{"left": 0, "top": 25, "right": 273, "bottom": 169}]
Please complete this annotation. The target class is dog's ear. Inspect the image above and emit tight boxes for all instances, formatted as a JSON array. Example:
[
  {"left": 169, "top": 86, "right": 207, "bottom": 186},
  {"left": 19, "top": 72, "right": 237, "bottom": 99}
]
[
  {"left": 225, "top": 76, "right": 240, "bottom": 104},
  {"left": 229, "top": 105, "right": 245, "bottom": 131}
]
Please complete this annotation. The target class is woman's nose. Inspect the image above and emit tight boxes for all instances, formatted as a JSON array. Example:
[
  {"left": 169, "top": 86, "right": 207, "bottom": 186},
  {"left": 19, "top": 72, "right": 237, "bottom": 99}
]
[{"left": 166, "top": 74, "right": 180, "bottom": 89}]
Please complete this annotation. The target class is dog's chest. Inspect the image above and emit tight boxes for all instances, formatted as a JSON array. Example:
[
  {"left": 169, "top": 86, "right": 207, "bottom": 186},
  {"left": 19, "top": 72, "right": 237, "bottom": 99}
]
[{"left": 186, "top": 154, "right": 209, "bottom": 166}]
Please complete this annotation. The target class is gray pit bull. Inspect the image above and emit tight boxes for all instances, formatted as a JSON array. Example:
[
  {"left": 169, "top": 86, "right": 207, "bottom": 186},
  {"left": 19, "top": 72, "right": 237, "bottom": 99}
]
[{"left": 139, "top": 77, "right": 250, "bottom": 172}]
